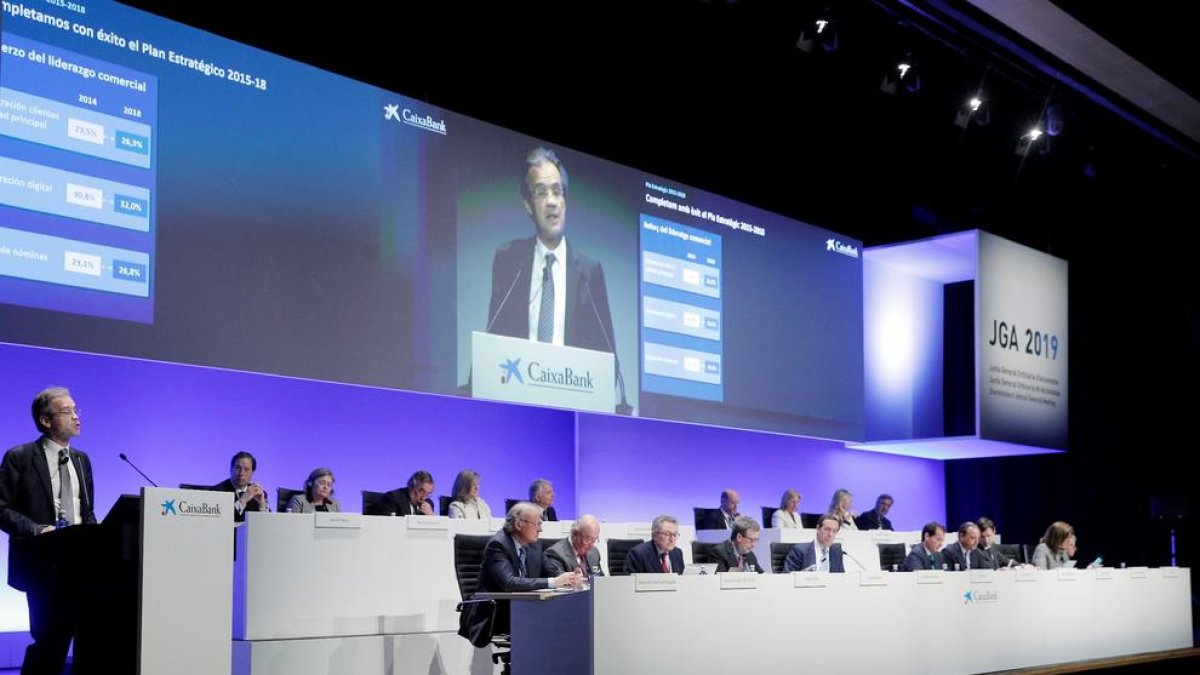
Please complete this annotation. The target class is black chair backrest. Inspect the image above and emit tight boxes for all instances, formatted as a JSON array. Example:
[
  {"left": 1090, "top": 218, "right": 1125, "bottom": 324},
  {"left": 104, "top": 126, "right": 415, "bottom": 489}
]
[
  {"left": 770, "top": 543, "right": 793, "bottom": 574},
  {"left": 453, "top": 534, "right": 493, "bottom": 599},
  {"left": 607, "top": 538, "right": 644, "bottom": 576},
  {"left": 691, "top": 541, "right": 720, "bottom": 565},
  {"left": 799, "top": 512, "right": 822, "bottom": 528},
  {"left": 538, "top": 537, "right": 562, "bottom": 554},
  {"left": 505, "top": 498, "right": 520, "bottom": 514},
  {"left": 439, "top": 495, "right": 454, "bottom": 517},
  {"left": 694, "top": 507, "right": 722, "bottom": 530},
  {"left": 179, "top": 483, "right": 216, "bottom": 491},
  {"left": 1018, "top": 544, "right": 1035, "bottom": 565},
  {"left": 276, "top": 487, "right": 304, "bottom": 513},
  {"left": 361, "top": 490, "right": 386, "bottom": 516},
  {"left": 877, "top": 543, "right": 907, "bottom": 571},
  {"left": 995, "top": 543, "right": 1021, "bottom": 564},
  {"left": 761, "top": 506, "right": 779, "bottom": 527}
]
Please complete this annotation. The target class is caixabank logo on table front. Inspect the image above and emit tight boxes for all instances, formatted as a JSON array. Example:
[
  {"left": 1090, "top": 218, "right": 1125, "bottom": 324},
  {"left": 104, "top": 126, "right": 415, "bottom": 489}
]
[{"left": 963, "top": 589, "right": 998, "bottom": 605}]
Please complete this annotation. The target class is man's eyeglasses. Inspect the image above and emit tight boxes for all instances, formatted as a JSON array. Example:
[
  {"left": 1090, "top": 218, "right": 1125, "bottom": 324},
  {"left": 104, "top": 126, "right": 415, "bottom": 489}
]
[
  {"left": 655, "top": 531, "right": 681, "bottom": 540},
  {"left": 50, "top": 408, "right": 81, "bottom": 417},
  {"left": 529, "top": 184, "right": 564, "bottom": 201}
]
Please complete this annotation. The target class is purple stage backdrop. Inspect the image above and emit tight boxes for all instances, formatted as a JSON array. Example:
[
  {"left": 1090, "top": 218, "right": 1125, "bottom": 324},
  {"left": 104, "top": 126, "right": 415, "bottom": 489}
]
[
  {"left": 576, "top": 414, "right": 945, "bottom": 530},
  {"left": 0, "top": 341, "right": 944, "bottom": 634}
]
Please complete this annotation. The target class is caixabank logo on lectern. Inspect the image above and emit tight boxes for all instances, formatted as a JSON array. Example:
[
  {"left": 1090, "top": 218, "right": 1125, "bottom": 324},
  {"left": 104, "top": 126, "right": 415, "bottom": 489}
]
[{"left": 160, "top": 498, "right": 223, "bottom": 518}]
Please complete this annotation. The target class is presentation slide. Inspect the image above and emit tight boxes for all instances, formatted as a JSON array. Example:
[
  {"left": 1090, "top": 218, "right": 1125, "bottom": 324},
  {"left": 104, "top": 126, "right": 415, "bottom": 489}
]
[
  {"left": 977, "top": 232, "right": 1068, "bottom": 448},
  {"left": 0, "top": 1, "right": 864, "bottom": 441}
]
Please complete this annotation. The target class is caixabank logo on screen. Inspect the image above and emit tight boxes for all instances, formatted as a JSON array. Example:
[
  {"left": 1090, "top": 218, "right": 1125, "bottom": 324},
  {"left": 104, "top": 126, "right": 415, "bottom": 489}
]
[
  {"left": 384, "top": 104, "right": 447, "bottom": 135},
  {"left": 160, "top": 499, "right": 223, "bottom": 518},
  {"left": 499, "top": 357, "right": 595, "bottom": 393},
  {"left": 826, "top": 238, "right": 859, "bottom": 259}
]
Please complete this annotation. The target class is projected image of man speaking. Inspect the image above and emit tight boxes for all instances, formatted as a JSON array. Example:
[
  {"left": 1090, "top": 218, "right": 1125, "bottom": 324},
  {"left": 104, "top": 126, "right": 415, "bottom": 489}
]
[{"left": 486, "top": 147, "right": 617, "bottom": 355}]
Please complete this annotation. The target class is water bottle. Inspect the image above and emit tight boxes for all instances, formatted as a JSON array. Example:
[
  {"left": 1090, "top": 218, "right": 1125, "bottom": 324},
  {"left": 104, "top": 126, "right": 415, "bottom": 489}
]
[{"left": 55, "top": 511, "right": 69, "bottom": 530}]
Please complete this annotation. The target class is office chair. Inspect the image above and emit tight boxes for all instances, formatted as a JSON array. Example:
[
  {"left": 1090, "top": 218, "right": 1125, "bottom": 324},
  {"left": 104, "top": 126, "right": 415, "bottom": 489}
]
[
  {"left": 276, "top": 487, "right": 303, "bottom": 513},
  {"left": 606, "top": 539, "right": 644, "bottom": 576}
]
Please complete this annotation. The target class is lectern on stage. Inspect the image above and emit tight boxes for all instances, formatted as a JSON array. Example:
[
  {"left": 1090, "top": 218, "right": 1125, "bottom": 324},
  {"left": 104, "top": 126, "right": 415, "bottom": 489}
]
[{"left": 8, "top": 487, "right": 233, "bottom": 675}]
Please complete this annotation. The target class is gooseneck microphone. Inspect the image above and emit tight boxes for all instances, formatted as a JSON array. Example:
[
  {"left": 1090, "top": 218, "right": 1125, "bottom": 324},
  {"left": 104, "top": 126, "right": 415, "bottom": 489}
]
[
  {"left": 583, "top": 279, "right": 633, "bottom": 415},
  {"left": 841, "top": 548, "right": 868, "bottom": 572},
  {"left": 119, "top": 452, "right": 160, "bottom": 487},
  {"left": 484, "top": 267, "right": 526, "bottom": 334}
]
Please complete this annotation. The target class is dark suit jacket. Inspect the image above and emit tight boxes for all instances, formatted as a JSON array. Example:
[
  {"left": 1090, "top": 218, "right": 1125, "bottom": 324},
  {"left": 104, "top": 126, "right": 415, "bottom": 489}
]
[
  {"left": 0, "top": 439, "right": 97, "bottom": 589},
  {"left": 212, "top": 478, "right": 266, "bottom": 523},
  {"left": 941, "top": 542, "right": 990, "bottom": 571},
  {"left": 711, "top": 539, "right": 764, "bottom": 573},
  {"left": 783, "top": 541, "right": 845, "bottom": 573},
  {"left": 459, "top": 530, "right": 548, "bottom": 646},
  {"left": 980, "top": 545, "right": 1017, "bottom": 570},
  {"left": 903, "top": 544, "right": 947, "bottom": 572},
  {"left": 703, "top": 509, "right": 735, "bottom": 530},
  {"left": 542, "top": 537, "right": 603, "bottom": 577},
  {"left": 377, "top": 489, "right": 435, "bottom": 517},
  {"left": 855, "top": 509, "right": 894, "bottom": 531},
  {"left": 487, "top": 236, "right": 617, "bottom": 354},
  {"left": 541, "top": 505, "right": 558, "bottom": 522},
  {"left": 624, "top": 540, "right": 684, "bottom": 574}
]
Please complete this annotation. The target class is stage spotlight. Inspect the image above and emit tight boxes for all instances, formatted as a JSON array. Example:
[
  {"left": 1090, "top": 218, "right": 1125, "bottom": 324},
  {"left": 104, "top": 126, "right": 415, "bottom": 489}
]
[
  {"left": 880, "top": 53, "right": 920, "bottom": 95},
  {"left": 953, "top": 93, "right": 990, "bottom": 128},
  {"left": 1014, "top": 125, "right": 1049, "bottom": 156},
  {"left": 796, "top": 7, "right": 838, "bottom": 54}
]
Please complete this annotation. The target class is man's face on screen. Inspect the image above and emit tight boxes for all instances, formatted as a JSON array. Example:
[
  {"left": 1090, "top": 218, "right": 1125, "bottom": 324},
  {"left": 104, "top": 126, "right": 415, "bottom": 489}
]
[{"left": 524, "top": 161, "right": 567, "bottom": 246}]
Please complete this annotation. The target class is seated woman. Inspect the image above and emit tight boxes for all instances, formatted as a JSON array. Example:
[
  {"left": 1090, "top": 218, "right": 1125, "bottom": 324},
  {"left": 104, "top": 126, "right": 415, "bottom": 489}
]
[
  {"left": 828, "top": 488, "right": 857, "bottom": 530},
  {"left": 448, "top": 468, "right": 492, "bottom": 519},
  {"left": 1031, "top": 521, "right": 1074, "bottom": 569},
  {"left": 286, "top": 467, "right": 340, "bottom": 513},
  {"left": 771, "top": 488, "right": 802, "bottom": 528}
]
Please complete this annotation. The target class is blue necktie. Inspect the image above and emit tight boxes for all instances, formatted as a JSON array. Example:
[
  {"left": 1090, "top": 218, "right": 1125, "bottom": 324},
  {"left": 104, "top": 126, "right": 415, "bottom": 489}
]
[
  {"left": 537, "top": 254, "right": 555, "bottom": 343},
  {"left": 517, "top": 546, "right": 527, "bottom": 577}
]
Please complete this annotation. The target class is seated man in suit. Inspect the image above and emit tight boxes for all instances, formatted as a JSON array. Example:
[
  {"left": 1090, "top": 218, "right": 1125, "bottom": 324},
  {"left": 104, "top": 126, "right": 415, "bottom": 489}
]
[
  {"left": 625, "top": 515, "right": 685, "bottom": 573},
  {"left": 379, "top": 470, "right": 436, "bottom": 516},
  {"left": 544, "top": 514, "right": 603, "bottom": 580},
  {"left": 213, "top": 451, "right": 269, "bottom": 523},
  {"left": 855, "top": 493, "right": 894, "bottom": 531},
  {"left": 0, "top": 387, "right": 98, "bottom": 674},
  {"left": 941, "top": 521, "right": 989, "bottom": 571},
  {"left": 459, "top": 502, "right": 582, "bottom": 646},
  {"left": 712, "top": 516, "right": 764, "bottom": 573},
  {"left": 703, "top": 489, "right": 740, "bottom": 530},
  {"left": 976, "top": 516, "right": 1018, "bottom": 569},
  {"left": 783, "top": 513, "right": 846, "bottom": 572},
  {"left": 529, "top": 478, "right": 558, "bottom": 521},
  {"left": 904, "top": 521, "right": 948, "bottom": 571},
  {"left": 486, "top": 146, "right": 617, "bottom": 357}
]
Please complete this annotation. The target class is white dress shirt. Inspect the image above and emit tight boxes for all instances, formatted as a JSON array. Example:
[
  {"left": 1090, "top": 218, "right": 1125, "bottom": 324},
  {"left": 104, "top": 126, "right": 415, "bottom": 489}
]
[{"left": 528, "top": 237, "right": 567, "bottom": 345}]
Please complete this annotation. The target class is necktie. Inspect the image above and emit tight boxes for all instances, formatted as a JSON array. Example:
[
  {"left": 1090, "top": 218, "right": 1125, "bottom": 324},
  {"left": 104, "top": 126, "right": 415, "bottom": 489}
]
[
  {"left": 736, "top": 553, "right": 744, "bottom": 570},
  {"left": 578, "top": 553, "right": 589, "bottom": 577},
  {"left": 660, "top": 553, "right": 670, "bottom": 573},
  {"left": 517, "top": 546, "right": 527, "bottom": 577},
  {"left": 820, "top": 550, "right": 828, "bottom": 572},
  {"left": 58, "top": 449, "right": 75, "bottom": 525},
  {"left": 537, "top": 253, "right": 555, "bottom": 343}
]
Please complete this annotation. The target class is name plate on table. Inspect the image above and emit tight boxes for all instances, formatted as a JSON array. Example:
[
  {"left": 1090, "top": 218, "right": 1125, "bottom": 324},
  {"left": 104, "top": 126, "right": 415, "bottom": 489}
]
[
  {"left": 1130, "top": 567, "right": 1149, "bottom": 580},
  {"left": 1095, "top": 568, "right": 1115, "bottom": 581},
  {"left": 969, "top": 569, "right": 994, "bottom": 583},
  {"left": 719, "top": 572, "right": 760, "bottom": 590},
  {"left": 869, "top": 531, "right": 892, "bottom": 543},
  {"left": 626, "top": 524, "right": 652, "bottom": 538},
  {"left": 858, "top": 571, "right": 888, "bottom": 587},
  {"left": 793, "top": 572, "right": 828, "bottom": 588},
  {"left": 1162, "top": 567, "right": 1180, "bottom": 579},
  {"left": 916, "top": 571, "right": 944, "bottom": 585},
  {"left": 315, "top": 512, "right": 360, "bottom": 529},
  {"left": 633, "top": 574, "right": 678, "bottom": 593},
  {"left": 1014, "top": 567, "right": 1037, "bottom": 582},
  {"left": 406, "top": 515, "right": 448, "bottom": 531},
  {"left": 1056, "top": 568, "right": 1079, "bottom": 581}
]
